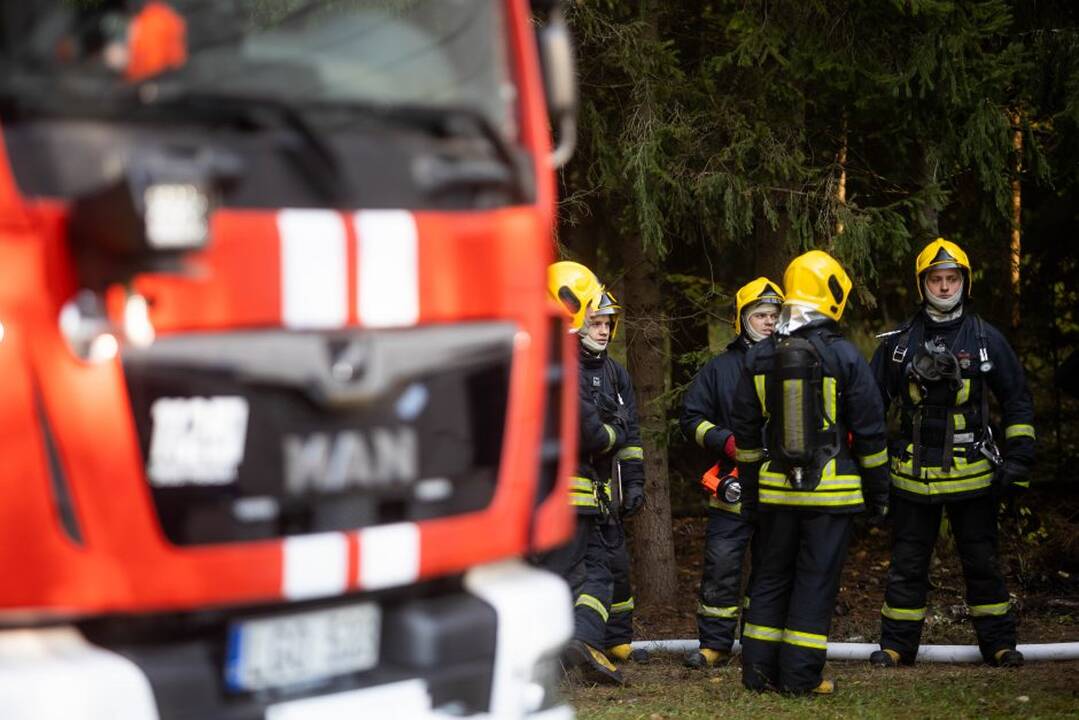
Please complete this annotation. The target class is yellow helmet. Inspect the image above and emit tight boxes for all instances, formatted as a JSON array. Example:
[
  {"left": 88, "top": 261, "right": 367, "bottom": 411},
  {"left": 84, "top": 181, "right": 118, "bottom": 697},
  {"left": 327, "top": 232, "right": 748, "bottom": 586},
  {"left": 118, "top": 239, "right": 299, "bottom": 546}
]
[
  {"left": 547, "top": 261, "right": 602, "bottom": 332},
  {"left": 734, "top": 277, "right": 784, "bottom": 335},
  {"left": 914, "top": 238, "right": 972, "bottom": 300},
  {"left": 782, "top": 250, "right": 852, "bottom": 322}
]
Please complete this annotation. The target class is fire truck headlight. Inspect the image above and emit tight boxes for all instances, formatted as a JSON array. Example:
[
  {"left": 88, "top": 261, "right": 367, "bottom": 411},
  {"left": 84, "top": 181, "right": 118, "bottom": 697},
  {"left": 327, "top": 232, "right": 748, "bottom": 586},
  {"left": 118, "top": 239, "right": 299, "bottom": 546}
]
[{"left": 143, "top": 183, "right": 210, "bottom": 250}]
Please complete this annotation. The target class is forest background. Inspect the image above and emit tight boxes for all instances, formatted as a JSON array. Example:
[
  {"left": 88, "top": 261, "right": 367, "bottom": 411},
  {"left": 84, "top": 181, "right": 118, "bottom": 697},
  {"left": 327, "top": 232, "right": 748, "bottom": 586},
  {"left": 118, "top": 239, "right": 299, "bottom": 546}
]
[{"left": 555, "top": 0, "right": 1079, "bottom": 609}]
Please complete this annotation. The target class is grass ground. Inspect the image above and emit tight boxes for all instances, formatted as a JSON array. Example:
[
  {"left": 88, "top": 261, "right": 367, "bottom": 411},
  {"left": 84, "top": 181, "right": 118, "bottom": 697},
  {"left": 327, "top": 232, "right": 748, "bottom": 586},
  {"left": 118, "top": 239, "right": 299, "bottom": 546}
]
[
  {"left": 569, "top": 489, "right": 1079, "bottom": 718},
  {"left": 565, "top": 655, "right": 1079, "bottom": 719}
]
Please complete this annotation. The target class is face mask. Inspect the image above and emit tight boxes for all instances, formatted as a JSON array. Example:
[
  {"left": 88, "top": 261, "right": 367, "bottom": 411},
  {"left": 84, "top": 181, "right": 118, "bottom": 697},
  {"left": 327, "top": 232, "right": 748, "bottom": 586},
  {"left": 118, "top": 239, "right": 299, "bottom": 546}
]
[
  {"left": 580, "top": 334, "right": 608, "bottom": 353},
  {"left": 924, "top": 278, "right": 963, "bottom": 321}
]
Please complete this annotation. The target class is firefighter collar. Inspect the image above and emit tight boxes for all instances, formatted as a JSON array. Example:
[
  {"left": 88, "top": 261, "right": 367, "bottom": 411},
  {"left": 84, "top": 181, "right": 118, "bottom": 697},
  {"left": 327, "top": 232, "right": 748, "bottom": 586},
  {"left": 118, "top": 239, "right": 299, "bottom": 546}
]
[{"left": 776, "top": 302, "right": 830, "bottom": 335}]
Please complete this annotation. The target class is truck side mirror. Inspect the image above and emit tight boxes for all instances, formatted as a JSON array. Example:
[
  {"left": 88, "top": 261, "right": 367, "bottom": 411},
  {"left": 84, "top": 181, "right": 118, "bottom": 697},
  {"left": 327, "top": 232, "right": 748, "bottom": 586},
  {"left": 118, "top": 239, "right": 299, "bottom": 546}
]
[{"left": 536, "top": 4, "right": 578, "bottom": 169}]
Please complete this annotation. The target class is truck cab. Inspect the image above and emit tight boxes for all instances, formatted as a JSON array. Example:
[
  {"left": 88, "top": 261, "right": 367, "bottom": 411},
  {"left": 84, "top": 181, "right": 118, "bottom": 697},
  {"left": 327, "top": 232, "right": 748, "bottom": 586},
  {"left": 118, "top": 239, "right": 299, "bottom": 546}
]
[{"left": 0, "top": 1, "right": 578, "bottom": 717}]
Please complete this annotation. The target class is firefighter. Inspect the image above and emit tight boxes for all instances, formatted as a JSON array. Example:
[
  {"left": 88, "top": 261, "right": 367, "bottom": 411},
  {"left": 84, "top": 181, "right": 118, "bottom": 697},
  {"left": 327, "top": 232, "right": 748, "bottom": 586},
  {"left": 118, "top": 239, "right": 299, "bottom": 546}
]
[
  {"left": 574, "top": 287, "right": 650, "bottom": 666},
  {"left": 731, "top": 250, "right": 890, "bottom": 695},
  {"left": 679, "top": 277, "right": 784, "bottom": 669},
  {"left": 544, "top": 261, "right": 630, "bottom": 685},
  {"left": 869, "top": 239, "right": 1034, "bottom": 669}
]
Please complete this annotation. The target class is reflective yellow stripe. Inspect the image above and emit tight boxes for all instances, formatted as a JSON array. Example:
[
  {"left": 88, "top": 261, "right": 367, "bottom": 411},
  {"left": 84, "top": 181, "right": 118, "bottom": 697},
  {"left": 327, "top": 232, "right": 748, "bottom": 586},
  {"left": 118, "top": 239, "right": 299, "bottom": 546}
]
[
  {"left": 736, "top": 447, "right": 763, "bottom": 463},
  {"left": 956, "top": 378, "right": 971, "bottom": 405},
  {"left": 754, "top": 374, "right": 768, "bottom": 417},
  {"left": 881, "top": 603, "right": 926, "bottom": 621},
  {"left": 970, "top": 601, "right": 1010, "bottom": 617},
  {"left": 694, "top": 421, "right": 716, "bottom": 448},
  {"left": 892, "top": 454, "right": 993, "bottom": 480},
  {"left": 859, "top": 449, "right": 889, "bottom": 469},
  {"left": 782, "top": 629, "right": 828, "bottom": 650},
  {"left": 611, "top": 597, "right": 635, "bottom": 614},
  {"left": 891, "top": 473, "right": 993, "bottom": 497},
  {"left": 1004, "top": 424, "right": 1035, "bottom": 440},
  {"left": 570, "top": 477, "right": 593, "bottom": 492},
  {"left": 697, "top": 603, "right": 739, "bottom": 618},
  {"left": 822, "top": 377, "right": 837, "bottom": 429},
  {"left": 575, "top": 594, "right": 609, "bottom": 622},
  {"left": 743, "top": 596, "right": 751, "bottom": 609},
  {"left": 759, "top": 472, "right": 860, "bottom": 492},
  {"left": 743, "top": 623, "right": 783, "bottom": 643},
  {"left": 617, "top": 445, "right": 644, "bottom": 461},
  {"left": 602, "top": 424, "right": 616, "bottom": 453},
  {"left": 708, "top": 495, "right": 741, "bottom": 514},
  {"left": 954, "top": 412, "right": 966, "bottom": 431},
  {"left": 570, "top": 494, "right": 598, "bottom": 507},
  {"left": 759, "top": 488, "right": 864, "bottom": 507}
]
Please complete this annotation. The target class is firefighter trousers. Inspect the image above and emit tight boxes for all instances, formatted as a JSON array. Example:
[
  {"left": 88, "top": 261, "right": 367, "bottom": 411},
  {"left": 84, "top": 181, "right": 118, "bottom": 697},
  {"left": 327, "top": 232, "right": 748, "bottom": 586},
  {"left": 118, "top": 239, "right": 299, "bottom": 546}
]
[
  {"left": 880, "top": 493, "right": 1015, "bottom": 663},
  {"left": 741, "top": 510, "right": 851, "bottom": 694},
  {"left": 697, "top": 508, "right": 754, "bottom": 652},
  {"left": 543, "top": 513, "right": 613, "bottom": 649},
  {"left": 605, "top": 525, "right": 635, "bottom": 647}
]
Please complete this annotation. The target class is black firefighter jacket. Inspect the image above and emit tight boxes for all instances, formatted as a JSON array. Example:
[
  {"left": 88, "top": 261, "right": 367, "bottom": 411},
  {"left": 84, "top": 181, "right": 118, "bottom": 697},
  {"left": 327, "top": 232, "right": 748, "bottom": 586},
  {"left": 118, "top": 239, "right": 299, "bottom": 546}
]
[
  {"left": 870, "top": 309, "right": 1035, "bottom": 504},
  {"left": 681, "top": 336, "right": 752, "bottom": 514},
  {"left": 571, "top": 346, "right": 645, "bottom": 516},
  {"left": 730, "top": 320, "right": 891, "bottom": 515}
]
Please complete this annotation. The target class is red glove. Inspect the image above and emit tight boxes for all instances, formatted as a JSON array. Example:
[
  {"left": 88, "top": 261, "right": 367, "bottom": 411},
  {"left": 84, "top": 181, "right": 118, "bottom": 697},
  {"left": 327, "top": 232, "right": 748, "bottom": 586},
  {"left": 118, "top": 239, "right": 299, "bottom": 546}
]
[{"left": 724, "top": 435, "right": 737, "bottom": 460}]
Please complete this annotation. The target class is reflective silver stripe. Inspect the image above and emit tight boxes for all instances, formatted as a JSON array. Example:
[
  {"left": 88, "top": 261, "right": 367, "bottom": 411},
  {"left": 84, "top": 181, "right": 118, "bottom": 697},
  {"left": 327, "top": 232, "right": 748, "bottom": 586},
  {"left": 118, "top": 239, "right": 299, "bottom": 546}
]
[
  {"left": 736, "top": 447, "right": 763, "bottom": 463},
  {"left": 575, "top": 593, "right": 609, "bottom": 622},
  {"left": 694, "top": 421, "right": 716, "bottom": 448},
  {"left": 743, "top": 623, "right": 782, "bottom": 643},
  {"left": 611, "top": 598, "right": 635, "bottom": 614},
  {"left": 859, "top": 449, "right": 889, "bottom": 469},
  {"left": 881, "top": 603, "right": 926, "bottom": 621},
  {"left": 782, "top": 629, "right": 827, "bottom": 650},
  {"left": 970, "top": 601, "right": 1010, "bottom": 617},
  {"left": 892, "top": 454, "right": 993, "bottom": 480},
  {"left": 697, "top": 603, "right": 739, "bottom": 619},
  {"left": 1004, "top": 424, "right": 1035, "bottom": 440},
  {"left": 617, "top": 445, "right": 644, "bottom": 461}
]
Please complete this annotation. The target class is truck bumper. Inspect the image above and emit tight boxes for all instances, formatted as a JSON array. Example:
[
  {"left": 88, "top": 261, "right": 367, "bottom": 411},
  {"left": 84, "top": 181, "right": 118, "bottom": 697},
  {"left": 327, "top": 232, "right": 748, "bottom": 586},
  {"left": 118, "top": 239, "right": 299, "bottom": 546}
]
[{"left": 0, "top": 560, "right": 574, "bottom": 719}]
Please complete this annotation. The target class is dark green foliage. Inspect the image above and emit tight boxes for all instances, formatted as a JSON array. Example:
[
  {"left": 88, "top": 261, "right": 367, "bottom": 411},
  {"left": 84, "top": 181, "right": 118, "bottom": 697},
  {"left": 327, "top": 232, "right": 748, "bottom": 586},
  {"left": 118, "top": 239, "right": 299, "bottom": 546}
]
[{"left": 560, "top": 1, "right": 1079, "bottom": 507}]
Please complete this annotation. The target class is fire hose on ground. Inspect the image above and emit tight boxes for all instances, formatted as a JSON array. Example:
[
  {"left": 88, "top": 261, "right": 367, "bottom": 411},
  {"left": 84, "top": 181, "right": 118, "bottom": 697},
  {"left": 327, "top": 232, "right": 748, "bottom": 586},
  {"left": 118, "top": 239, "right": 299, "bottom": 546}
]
[{"left": 630, "top": 639, "right": 1079, "bottom": 662}]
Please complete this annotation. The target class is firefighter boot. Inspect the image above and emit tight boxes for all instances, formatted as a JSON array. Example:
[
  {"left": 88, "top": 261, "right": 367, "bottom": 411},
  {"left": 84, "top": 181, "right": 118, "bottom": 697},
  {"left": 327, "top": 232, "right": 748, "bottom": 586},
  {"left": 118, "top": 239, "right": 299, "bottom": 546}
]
[
  {"left": 869, "top": 649, "right": 902, "bottom": 668},
  {"left": 994, "top": 649, "right": 1024, "bottom": 668},
  {"left": 811, "top": 679, "right": 836, "bottom": 695},
  {"left": 605, "top": 644, "right": 651, "bottom": 664},
  {"left": 683, "top": 648, "right": 729, "bottom": 669},
  {"left": 563, "top": 640, "right": 626, "bottom": 686}
]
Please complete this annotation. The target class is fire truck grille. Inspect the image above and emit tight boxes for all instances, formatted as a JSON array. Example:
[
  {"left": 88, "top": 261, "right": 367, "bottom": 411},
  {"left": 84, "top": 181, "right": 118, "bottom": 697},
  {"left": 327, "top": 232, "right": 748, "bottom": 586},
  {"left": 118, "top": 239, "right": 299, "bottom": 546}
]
[{"left": 121, "top": 323, "right": 514, "bottom": 546}]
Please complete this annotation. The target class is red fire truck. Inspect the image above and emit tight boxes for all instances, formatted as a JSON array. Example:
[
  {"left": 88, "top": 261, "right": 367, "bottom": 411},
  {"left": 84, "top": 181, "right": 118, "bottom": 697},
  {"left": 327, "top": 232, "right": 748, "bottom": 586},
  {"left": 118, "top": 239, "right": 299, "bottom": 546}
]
[{"left": 0, "top": 1, "right": 579, "bottom": 717}]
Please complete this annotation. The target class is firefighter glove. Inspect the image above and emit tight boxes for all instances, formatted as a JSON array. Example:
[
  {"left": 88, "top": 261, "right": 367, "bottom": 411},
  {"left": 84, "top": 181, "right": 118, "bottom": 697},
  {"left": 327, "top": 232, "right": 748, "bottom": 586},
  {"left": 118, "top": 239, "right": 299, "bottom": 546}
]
[
  {"left": 867, "top": 496, "right": 889, "bottom": 526},
  {"left": 994, "top": 459, "right": 1029, "bottom": 495},
  {"left": 723, "top": 434, "right": 737, "bottom": 461},
  {"left": 622, "top": 484, "right": 645, "bottom": 518}
]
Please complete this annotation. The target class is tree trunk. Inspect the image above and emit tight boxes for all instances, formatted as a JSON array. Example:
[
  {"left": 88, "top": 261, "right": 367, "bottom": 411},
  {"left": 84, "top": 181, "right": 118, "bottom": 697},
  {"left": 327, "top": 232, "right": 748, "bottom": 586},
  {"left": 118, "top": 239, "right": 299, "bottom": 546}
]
[
  {"left": 912, "top": 141, "right": 941, "bottom": 243},
  {"left": 835, "top": 113, "right": 848, "bottom": 238},
  {"left": 1009, "top": 110, "right": 1022, "bottom": 330},
  {"left": 623, "top": 234, "right": 678, "bottom": 609}
]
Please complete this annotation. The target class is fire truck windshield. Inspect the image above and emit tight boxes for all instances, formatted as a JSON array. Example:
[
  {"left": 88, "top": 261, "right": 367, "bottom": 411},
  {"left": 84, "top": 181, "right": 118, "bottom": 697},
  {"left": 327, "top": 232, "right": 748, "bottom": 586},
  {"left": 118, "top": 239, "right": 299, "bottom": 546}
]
[{"left": 0, "top": 0, "right": 517, "bottom": 140}]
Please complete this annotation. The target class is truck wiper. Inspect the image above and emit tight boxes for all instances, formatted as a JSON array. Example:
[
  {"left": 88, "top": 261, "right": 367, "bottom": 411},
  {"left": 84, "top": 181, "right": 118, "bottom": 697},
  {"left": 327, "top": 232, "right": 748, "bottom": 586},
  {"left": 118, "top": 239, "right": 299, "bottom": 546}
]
[{"left": 137, "top": 86, "right": 348, "bottom": 204}]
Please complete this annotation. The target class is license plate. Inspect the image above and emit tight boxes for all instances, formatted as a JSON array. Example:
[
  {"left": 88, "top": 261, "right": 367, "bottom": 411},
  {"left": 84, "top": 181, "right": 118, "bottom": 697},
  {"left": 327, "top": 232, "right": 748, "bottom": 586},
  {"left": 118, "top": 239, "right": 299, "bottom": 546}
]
[{"left": 225, "top": 603, "right": 380, "bottom": 692}]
